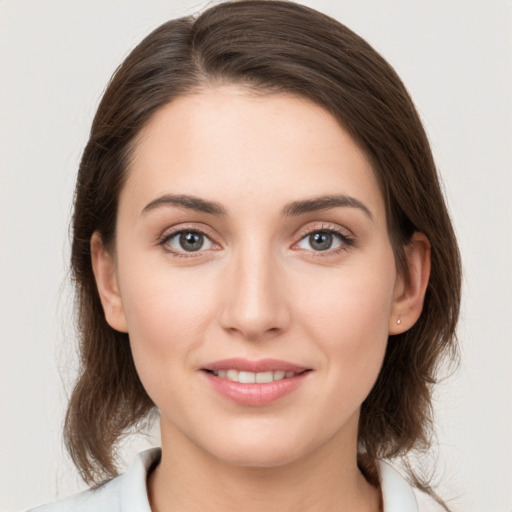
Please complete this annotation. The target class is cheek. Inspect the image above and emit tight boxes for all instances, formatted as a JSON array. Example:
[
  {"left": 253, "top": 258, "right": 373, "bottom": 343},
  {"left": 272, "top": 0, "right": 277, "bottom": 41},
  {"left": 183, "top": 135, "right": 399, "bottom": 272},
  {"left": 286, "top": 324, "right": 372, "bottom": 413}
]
[
  {"left": 296, "top": 263, "right": 396, "bottom": 386},
  {"left": 299, "top": 260, "right": 395, "bottom": 327},
  {"left": 116, "top": 257, "right": 218, "bottom": 384}
]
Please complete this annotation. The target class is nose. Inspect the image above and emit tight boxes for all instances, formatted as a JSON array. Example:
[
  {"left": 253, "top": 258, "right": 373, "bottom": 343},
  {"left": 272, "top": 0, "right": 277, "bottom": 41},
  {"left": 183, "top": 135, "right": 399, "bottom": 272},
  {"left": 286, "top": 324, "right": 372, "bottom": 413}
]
[{"left": 219, "top": 243, "right": 291, "bottom": 341}]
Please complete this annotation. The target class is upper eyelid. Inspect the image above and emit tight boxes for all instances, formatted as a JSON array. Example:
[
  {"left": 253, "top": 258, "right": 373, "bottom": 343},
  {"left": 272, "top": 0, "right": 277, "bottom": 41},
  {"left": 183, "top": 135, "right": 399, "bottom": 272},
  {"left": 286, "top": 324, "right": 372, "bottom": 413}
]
[
  {"left": 293, "top": 222, "right": 353, "bottom": 240},
  {"left": 159, "top": 223, "right": 218, "bottom": 243}
]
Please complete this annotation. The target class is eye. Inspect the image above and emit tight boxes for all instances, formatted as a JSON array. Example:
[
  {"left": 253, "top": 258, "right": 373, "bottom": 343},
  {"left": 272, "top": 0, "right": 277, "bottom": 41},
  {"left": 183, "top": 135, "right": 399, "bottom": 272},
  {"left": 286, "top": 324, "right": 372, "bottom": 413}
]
[
  {"left": 165, "top": 230, "right": 214, "bottom": 253},
  {"left": 296, "top": 230, "right": 349, "bottom": 252}
]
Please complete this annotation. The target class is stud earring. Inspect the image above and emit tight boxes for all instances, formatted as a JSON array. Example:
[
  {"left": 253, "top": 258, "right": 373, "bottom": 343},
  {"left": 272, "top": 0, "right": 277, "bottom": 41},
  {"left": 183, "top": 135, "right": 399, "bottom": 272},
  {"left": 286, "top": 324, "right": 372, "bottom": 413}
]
[{"left": 396, "top": 318, "right": 401, "bottom": 325}]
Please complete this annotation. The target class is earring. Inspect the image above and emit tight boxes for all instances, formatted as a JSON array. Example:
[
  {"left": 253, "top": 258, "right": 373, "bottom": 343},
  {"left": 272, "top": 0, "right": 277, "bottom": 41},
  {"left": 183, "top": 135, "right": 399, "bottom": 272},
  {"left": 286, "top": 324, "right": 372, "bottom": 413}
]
[{"left": 396, "top": 318, "right": 401, "bottom": 325}]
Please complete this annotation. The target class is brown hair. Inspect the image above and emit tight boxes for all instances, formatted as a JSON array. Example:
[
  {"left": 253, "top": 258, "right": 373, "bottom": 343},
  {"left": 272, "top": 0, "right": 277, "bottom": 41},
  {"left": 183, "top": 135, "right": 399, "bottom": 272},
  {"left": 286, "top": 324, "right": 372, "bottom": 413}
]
[{"left": 65, "top": 1, "right": 461, "bottom": 508}]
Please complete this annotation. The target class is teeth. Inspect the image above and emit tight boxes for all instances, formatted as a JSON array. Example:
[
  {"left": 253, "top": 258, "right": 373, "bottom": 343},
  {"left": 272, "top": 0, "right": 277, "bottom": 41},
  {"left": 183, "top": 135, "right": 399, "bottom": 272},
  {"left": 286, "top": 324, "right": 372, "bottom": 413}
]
[
  {"left": 239, "top": 371, "right": 256, "bottom": 384},
  {"left": 273, "top": 370, "right": 285, "bottom": 381},
  {"left": 212, "top": 369, "right": 298, "bottom": 383},
  {"left": 226, "top": 369, "right": 238, "bottom": 381},
  {"left": 255, "top": 371, "right": 273, "bottom": 383}
]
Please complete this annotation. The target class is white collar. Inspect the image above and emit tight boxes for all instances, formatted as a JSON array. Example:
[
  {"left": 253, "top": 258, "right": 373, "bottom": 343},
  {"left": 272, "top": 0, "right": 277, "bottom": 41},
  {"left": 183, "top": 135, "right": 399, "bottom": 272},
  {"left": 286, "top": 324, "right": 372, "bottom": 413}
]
[
  {"left": 123, "top": 449, "right": 418, "bottom": 512},
  {"left": 32, "top": 448, "right": 418, "bottom": 511},
  {"left": 377, "top": 459, "right": 419, "bottom": 511}
]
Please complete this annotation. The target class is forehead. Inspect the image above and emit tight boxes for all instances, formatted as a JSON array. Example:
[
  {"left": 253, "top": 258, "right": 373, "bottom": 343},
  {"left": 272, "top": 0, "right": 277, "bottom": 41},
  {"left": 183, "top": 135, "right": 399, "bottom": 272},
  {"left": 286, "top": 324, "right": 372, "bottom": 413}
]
[{"left": 122, "top": 86, "right": 385, "bottom": 224}]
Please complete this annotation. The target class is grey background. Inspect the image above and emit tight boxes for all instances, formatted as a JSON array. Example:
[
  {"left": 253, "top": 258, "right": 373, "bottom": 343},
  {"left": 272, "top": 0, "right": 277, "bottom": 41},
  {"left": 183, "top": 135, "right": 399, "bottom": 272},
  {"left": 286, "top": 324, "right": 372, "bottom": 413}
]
[{"left": 1, "top": 1, "right": 511, "bottom": 510}]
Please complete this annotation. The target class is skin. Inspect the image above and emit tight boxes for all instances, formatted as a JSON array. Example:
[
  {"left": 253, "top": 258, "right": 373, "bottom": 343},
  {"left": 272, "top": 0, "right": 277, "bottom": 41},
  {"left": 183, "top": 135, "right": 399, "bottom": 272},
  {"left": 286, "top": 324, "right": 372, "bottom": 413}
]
[{"left": 92, "top": 86, "right": 430, "bottom": 512}]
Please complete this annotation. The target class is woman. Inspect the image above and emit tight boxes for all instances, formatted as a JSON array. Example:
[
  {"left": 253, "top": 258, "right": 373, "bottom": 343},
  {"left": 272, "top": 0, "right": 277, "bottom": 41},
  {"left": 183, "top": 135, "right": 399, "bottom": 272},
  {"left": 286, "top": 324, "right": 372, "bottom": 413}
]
[{"left": 30, "top": 1, "right": 461, "bottom": 511}]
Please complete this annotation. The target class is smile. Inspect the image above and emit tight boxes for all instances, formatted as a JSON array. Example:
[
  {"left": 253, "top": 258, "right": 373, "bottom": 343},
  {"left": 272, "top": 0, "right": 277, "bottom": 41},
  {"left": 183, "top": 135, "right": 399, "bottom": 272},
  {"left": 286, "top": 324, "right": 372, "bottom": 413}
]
[
  {"left": 202, "top": 358, "right": 311, "bottom": 406},
  {"left": 209, "top": 369, "right": 299, "bottom": 383}
]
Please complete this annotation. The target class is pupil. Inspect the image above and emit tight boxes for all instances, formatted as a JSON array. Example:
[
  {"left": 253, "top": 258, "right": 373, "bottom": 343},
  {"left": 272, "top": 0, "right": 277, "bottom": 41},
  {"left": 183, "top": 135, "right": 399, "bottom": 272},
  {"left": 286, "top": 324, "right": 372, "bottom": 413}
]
[
  {"left": 180, "top": 232, "right": 203, "bottom": 251},
  {"left": 310, "top": 232, "right": 332, "bottom": 251}
]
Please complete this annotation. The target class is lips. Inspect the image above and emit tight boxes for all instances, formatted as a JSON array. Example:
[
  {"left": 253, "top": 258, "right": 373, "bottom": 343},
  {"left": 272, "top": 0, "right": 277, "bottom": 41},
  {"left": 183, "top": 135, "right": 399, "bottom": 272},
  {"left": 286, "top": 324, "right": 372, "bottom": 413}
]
[
  {"left": 203, "top": 357, "right": 309, "bottom": 374},
  {"left": 201, "top": 358, "right": 311, "bottom": 406}
]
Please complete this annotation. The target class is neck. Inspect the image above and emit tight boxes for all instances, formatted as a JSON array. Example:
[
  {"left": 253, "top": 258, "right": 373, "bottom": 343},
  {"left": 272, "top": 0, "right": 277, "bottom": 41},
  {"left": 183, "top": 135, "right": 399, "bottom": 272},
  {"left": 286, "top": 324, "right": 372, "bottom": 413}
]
[{"left": 148, "top": 416, "right": 381, "bottom": 512}]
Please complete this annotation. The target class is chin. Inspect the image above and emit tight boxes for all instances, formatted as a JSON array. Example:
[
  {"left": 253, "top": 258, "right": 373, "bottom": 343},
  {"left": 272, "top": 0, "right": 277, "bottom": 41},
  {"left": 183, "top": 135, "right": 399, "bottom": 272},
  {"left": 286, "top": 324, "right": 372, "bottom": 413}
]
[
  {"left": 199, "top": 424, "right": 322, "bottom": 469},
  {"left": 213, "top": 443, "right": 306, "bottom": 469}
]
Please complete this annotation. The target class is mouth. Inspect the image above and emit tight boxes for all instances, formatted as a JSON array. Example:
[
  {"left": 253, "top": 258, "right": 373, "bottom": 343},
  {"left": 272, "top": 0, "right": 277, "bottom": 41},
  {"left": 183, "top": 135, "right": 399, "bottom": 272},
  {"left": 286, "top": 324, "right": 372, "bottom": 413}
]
[
  {"left": 204, "top": 368, "right": 307, "bottom": 383},
  {"left": 201, "top": 358, "right": 312, "bottom": 406}
]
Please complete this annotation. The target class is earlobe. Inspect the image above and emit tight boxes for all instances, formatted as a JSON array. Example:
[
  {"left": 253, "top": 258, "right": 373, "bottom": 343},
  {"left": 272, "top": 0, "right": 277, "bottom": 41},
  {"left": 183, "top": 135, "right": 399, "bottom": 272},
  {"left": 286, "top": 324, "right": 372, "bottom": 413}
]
[
  {"left": 90, "top": 232, "right": 128, "bottom": 333},
  {"left": 389, "top": 232, "right": 431, "bottom": 335}
]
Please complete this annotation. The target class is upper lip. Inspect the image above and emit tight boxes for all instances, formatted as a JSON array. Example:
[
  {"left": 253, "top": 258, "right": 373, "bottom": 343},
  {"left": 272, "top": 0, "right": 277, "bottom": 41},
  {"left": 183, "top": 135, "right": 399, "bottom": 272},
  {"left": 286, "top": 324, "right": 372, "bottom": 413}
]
[{"left": 202, "top": 358, "right": 310, "bottom": 373}]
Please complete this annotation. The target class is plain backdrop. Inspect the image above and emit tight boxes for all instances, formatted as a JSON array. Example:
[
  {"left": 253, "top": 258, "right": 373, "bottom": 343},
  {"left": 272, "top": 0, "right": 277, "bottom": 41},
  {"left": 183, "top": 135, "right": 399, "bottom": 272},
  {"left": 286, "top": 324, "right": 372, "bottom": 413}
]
[{"left": 1, "top": 1, "right": 511, "bottom": 511}]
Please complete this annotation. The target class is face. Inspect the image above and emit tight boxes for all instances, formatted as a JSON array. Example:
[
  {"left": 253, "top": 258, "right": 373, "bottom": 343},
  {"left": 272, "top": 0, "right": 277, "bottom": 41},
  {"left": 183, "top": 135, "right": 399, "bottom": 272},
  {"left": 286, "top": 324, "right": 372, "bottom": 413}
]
[{"left": 94, "top": 86, "right": 414, "bottom": 468}]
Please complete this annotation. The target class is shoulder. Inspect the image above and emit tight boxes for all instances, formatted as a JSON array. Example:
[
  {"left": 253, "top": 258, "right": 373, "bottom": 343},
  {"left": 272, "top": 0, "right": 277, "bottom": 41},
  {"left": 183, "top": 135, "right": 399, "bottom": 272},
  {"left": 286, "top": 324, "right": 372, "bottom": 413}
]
[{"left": 27, "top": 448, "right": 161, "bottom": 512}]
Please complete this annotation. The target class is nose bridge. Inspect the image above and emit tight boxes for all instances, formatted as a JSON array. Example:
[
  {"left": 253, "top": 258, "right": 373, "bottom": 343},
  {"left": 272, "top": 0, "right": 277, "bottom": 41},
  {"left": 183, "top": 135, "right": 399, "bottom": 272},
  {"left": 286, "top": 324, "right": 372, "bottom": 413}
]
[{"left": 220, "top": 236, "right": 290, "bottom": 339}]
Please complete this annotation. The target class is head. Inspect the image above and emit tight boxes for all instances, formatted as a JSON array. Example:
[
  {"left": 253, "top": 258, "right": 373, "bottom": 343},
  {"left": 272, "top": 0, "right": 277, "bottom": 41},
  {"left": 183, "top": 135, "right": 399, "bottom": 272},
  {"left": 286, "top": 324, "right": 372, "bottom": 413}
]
[{"left": 66, "top": 0, "right": 461, "bottom": 498}]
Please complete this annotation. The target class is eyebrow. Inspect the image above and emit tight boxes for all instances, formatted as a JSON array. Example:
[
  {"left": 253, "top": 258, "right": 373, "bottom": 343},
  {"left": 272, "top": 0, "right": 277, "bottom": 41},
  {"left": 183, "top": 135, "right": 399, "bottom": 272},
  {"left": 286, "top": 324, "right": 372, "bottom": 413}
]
[
  {"left": 281, "top": 194, "right": 373, "bottom": 219},
  {"left": 142, "top": 194, "right": 227, "bottom": 216},
  {"left": 141, "top": 193, "right": 372, "bottom": 220}
]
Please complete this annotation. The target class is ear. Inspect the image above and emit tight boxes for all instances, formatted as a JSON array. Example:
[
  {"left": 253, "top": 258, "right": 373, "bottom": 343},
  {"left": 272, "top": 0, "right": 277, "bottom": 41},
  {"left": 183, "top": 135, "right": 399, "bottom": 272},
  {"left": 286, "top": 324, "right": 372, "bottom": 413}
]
[
  {"left": 90, "top": 232, "right": 128, "bottom": 333},
  {"left": 389, "top": 232, "right": 431, "bottom": 335}
]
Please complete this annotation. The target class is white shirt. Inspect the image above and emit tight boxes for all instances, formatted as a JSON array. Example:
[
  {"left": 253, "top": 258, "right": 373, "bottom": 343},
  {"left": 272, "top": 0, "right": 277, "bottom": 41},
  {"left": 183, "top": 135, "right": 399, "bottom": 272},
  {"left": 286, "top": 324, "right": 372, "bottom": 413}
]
[{"left": 29, "top": 448, "right": 418, "bottom": 512}]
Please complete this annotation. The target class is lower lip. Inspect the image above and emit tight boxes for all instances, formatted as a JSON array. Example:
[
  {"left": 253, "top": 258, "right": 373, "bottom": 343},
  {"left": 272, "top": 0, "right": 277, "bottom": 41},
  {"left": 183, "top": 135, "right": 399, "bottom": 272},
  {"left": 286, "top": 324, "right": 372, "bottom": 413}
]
[{"left": 203, "top": 371, "right": 310, "bottom": 406}]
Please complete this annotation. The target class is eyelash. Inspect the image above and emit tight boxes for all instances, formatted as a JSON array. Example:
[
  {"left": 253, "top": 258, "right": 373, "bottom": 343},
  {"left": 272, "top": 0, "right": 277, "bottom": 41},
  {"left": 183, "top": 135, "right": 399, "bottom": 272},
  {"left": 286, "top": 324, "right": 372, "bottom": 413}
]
[
  {"left": 158, "top": 224, "right": 355, "bottom": 259},
  {"left": 158, "top": 226, "right": 218, "bottom": 259},
  {"left": 294, "top": 224, "right": 355, "bottom": 256}
]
